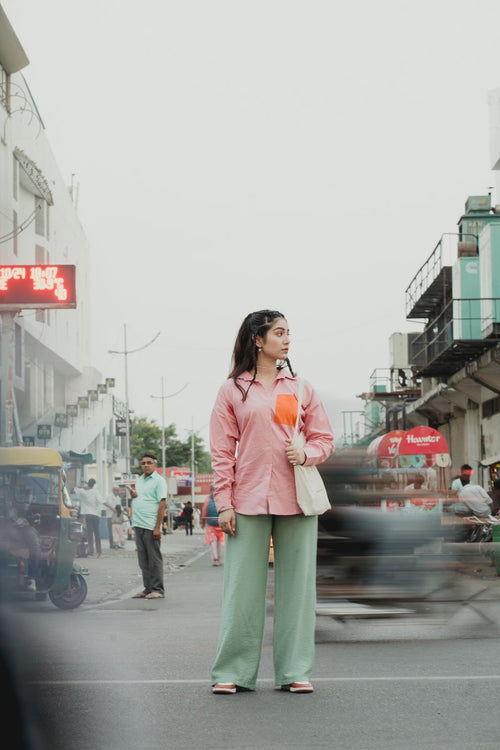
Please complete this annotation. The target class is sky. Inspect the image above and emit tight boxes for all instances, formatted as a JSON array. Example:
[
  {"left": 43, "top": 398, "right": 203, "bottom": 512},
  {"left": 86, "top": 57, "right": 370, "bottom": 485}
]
[{"left": 3, "top": 0, "right": 500, "bottom": 450}]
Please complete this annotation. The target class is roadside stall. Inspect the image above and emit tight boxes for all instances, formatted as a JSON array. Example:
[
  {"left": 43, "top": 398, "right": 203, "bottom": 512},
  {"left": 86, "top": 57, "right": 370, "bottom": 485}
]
[
  {"left": 366, "top": 430, "right": 406, "bottom": 471},
  {"left": 365, "top": 427, "right": 452, "bottom": 511}
]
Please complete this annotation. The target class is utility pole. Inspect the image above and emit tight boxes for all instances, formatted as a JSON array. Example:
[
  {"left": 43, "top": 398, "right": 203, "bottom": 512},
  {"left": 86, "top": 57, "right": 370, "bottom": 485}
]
[
  {"left": 150, "top": 378, "right": 188, "bottom": 475},
  {"left": 191, "top": 417, "right": 195, "bottom": 505},
  {"left": 341, "top": 410, "right": 365, "bottom": 447},
  {"left": 109, "top": 324, "right": 160, "bottom": 474},
  {"left": 0, "top": 312, "right": 16, "bottom": 445}
]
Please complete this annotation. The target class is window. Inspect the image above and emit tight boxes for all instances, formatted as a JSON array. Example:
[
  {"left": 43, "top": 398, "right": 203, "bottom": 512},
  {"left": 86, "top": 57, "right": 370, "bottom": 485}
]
[
  {"left": 35, "top": 244, "right": 45, "bottom": 264},
  {"left": 14, "top": 323, "right": 22, "bottom": 377},
  {"left": 483, "top": 397, "right": 500, "bottom": 419},
  {"left": 35, "top": 197, "right": 45, "bottom": 236},
  {"left": 12, "top": 155, "right": 18, "bottom": 200},
  {"left": 13, "top": 210, "right": 18, "bottom": 256},
  {"left": 0, "top": 66, "right": 8, "bottom": 110}
]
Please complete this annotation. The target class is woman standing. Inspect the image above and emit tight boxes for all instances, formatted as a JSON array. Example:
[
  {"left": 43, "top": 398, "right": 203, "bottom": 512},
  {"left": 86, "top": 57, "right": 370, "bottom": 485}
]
[{"left": 210, "top": 309, "right": 334, "bottom": 695}]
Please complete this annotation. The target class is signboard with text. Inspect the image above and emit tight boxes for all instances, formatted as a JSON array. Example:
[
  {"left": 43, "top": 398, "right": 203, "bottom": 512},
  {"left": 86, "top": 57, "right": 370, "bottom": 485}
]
[
  {"left": 115, "top": 419, "right": 131, "bottom": 437},
  {"left": 0, "top": 265, "right": 76, "bottom": 310},
  {"left": 54, "top": 413, "right": 69, "bottom": 428},
  {"left": 37, "top": 424, "right": 52, "bottom": 440}
]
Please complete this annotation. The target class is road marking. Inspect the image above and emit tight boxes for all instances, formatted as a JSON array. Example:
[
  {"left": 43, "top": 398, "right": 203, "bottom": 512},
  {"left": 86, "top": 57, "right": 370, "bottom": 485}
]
[{"left": 30, "top": 675, "right": 500, "bottom": 685}]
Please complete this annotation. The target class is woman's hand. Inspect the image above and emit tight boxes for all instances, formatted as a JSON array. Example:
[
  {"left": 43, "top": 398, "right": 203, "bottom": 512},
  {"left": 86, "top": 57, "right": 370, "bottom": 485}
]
[
  {"left": 285, "top": 440, "right": 305, "bottom": 467},
  {"left": 218, "top": 508, "right": 236, "bottom": 536}
]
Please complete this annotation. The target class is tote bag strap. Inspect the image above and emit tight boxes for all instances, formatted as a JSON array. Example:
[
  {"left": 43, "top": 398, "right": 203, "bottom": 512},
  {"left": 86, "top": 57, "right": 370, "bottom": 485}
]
[{"left": 293, "top": 377, "right": 304, "bottom": 439}]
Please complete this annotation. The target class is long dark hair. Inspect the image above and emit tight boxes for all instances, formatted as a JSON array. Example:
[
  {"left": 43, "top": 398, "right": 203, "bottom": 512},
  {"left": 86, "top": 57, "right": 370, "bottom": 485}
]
[{"left": 229, "top": 309, "right": 296, "bottom": 400}]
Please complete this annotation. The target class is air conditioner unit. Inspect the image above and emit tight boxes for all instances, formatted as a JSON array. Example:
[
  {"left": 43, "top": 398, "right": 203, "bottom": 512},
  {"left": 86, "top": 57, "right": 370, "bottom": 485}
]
[{"left": 389, "top": 332, "right": 418, "bottom": 369}]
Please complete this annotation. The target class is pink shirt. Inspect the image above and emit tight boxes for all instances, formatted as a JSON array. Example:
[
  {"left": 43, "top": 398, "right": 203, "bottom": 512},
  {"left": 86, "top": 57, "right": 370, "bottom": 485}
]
[{"left": 210, "top": 370, "right": 334, "bottom": 515}]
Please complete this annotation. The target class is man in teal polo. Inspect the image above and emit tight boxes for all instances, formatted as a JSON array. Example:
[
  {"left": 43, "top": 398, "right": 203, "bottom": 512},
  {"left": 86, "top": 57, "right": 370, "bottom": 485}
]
[{"left": 130, "top": 453, "right": 167, "bottom": 599}]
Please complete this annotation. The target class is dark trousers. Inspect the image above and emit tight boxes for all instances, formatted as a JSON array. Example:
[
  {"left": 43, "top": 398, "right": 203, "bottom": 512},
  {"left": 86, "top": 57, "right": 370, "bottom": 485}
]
[
  {"left": 185, "top": 519, "right": 193, "bottom": 536},
  {"left": 134, "top": 527, "right": 164, "bottom": 594},
  {"left": 107, "top": 518, "right": 113, "bottom": 548},
  {"left": 84, "top": 514, "right": 102, "bottom": 555}
]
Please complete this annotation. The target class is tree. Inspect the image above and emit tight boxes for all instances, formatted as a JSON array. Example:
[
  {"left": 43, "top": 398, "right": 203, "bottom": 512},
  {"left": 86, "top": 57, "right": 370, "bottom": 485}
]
[
  {"left": 129, "top": 417, "right": 212, "bottom": 473},
  {"left": 129, "top": 418, "right": 161, "bottom": 465}
]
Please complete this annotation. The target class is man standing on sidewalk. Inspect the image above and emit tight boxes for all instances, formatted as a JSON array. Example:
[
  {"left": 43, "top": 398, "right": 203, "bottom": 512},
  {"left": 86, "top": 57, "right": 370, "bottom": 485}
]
[
  {"left": 76, "top": 478, "right": 104, "bottom": 558},
  {"left": 105, "top": 486, "right": 122, "bottom": 548},
  {"left": 130, "top": 453, "right": 167, "bottom": 600}
]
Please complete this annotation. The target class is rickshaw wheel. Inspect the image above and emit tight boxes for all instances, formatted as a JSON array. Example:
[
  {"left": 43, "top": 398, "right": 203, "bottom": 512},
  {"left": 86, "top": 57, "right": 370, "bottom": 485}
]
[{"left": 49, "top": 573, "right": 88, "bottom": 610}]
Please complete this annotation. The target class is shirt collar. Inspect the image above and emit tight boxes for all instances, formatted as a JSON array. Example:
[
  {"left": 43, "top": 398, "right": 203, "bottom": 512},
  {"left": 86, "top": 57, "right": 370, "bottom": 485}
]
[{"left": 236, "top": 368, "right": 295, "bottom": 383}]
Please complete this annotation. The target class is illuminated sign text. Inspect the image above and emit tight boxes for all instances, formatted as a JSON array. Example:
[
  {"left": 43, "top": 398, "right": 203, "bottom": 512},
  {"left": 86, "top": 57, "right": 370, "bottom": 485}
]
[{"left": 0, "top": 265, "right": 76, "bottom": 309}]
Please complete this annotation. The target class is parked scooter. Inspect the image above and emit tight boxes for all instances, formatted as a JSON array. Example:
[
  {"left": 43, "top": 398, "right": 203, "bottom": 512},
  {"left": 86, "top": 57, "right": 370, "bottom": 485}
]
[{"left": 0, "top": 447, "right": 88, "bottom": 609}]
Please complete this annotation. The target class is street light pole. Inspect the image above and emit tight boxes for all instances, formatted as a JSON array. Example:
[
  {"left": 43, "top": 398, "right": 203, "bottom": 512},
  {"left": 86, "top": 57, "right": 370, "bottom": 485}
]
[
  {"left": 109, "top": 324, "right": 161, "bottom": 475},
  {"left": 191, "top": 417, "right": 195, "bottom": 506},
  {"left": 123, "top": 325, "right": 131, "bottom": 473},
  {"left": 160, "top": 376, "right": 165, "bottom": 472},
  {"left": 150, "top": 378, "right": 189, "bottom": 473}
]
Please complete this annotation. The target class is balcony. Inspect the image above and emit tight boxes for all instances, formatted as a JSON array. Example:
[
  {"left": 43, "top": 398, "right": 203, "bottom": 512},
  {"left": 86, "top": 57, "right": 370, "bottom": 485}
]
[
  {"left": 406, "top": 234, "right": 477, "bottom": 320},
  {"left": 410, "top": 297, "right": 500, "bottom": 376}
]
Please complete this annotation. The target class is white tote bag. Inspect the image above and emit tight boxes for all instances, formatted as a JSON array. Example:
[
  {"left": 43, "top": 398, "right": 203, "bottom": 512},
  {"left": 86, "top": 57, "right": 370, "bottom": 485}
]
[{"left": 291, "top": 378, "right": 331, "bottom": 516}]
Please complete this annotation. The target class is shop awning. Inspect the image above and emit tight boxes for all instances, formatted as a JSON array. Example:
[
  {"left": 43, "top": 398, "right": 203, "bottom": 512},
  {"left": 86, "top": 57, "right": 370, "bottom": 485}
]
[
  {"left": 365, "top": 427, "right": 451, "bottom": 469},
  {"left": 480, "top": 454, "right": 500, "bottom": 467},
  {"left": 366, "top": 430, "right": 406, "bottom": 468},
  {"left": 398, "top": 426, "right": 449, "bottom": 455}
]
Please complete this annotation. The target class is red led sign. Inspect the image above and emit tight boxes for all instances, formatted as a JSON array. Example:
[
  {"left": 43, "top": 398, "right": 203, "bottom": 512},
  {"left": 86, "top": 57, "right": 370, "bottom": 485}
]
[{"left": 0, "top": 265, "right": 76, "bottom": 310}]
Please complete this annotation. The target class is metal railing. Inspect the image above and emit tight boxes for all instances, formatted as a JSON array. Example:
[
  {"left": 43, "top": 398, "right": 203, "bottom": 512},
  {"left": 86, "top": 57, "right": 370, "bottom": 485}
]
[
  {"left": 405, "top": 233, "right": 477, "bottom": 317},
  {"left": 410, "top": 297, "right": 500, "bottom": 367}
]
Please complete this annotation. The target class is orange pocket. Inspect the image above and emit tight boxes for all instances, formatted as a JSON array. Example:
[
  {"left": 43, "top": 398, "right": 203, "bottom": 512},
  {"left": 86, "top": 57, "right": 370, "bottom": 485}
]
[{"left": 274, "top": 394, "right": 298, "bottom": 426}]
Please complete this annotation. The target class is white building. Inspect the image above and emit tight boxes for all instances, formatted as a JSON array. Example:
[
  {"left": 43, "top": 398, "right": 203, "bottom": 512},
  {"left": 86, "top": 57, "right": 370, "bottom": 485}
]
[{"left": 0, "top": 7, "right": 124, "bottom": 491}]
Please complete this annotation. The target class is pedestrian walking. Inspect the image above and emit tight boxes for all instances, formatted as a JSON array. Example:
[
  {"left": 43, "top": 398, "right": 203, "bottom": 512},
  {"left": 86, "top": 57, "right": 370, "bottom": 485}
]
[
  {"left": 105, "top": 485, "right": 122, "bottom": 548},
  {"left": 111, "top": 504, "right": 127, "bottom": 548},
  {"left": 182, "top": 500, "right": 194, "bottom": 536},
  {"left": 209, "top": 309, "right": 334, "bottom": 695},
  {"left": 76, "top": 478, "right": 104, "bottom": 558},
  {"left": 201, "top": 486, "right": 224, "bottom": 565},
  {"left": 130, "top": 453, "right": 167, "bottom": 600}
]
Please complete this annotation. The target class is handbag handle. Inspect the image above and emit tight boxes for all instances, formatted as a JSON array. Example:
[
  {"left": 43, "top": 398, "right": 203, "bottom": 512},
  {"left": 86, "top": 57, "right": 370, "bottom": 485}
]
[{"left": 293, "top": 377, "right": 304, "bottom": 439}]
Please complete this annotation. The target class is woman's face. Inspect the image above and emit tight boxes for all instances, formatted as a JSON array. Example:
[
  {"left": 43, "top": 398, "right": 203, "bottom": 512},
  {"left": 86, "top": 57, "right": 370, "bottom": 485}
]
[{"left": 256, "top": 317, "right": 290, "bottom": 361}]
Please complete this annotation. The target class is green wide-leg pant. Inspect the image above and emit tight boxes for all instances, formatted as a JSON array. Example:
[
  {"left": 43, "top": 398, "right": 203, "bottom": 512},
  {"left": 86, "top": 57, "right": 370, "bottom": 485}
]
[{"left": 211, "top": 513, "right": 318, "bottom": 690}]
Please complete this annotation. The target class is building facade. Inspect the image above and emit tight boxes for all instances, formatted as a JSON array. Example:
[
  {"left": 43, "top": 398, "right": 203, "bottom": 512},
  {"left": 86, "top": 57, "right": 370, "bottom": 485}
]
[
  {"left": 358, "top": 89, "right": 500, "bottom": 488},
  {"left": 0, "top": 8, "right": 124, "bottom": 492}
]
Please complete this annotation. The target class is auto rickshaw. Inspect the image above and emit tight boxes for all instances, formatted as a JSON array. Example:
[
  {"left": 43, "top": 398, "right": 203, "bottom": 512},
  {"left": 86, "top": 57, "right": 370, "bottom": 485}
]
[{"left": 0, "top": 446, "right": 88, "bottom": 609}]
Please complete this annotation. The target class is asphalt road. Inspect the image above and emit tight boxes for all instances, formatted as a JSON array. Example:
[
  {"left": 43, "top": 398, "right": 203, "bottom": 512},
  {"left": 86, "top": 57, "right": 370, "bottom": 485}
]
[{"left": 3, "top": 529, "right": 500, "bottom": 749}]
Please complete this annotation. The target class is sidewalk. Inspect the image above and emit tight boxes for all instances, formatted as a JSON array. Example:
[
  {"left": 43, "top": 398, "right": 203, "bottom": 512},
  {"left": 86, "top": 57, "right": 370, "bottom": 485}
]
[{"left": 79, "top": 528, "right": 208, "bottom": 605}]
